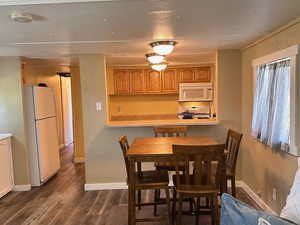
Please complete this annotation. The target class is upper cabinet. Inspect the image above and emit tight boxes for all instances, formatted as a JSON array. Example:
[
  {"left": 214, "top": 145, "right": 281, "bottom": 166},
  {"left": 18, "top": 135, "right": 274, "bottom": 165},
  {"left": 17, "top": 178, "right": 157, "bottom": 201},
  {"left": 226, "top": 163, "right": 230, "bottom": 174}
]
[
  {"left": 178, "top": 67, "right": 211, "bottom": 83},
  {"left": 194, "top": 67, "right": 211, "bottom": 82},
  {"left": 179, "top": 68, "right": 194, "bottom": 82},
  {"left": 145, "top": 70, "right": 162, "bottom": 93},
  {"left": 114, "top": 69, "right": 131, "bottom": 95},
  {"left": 162, "top": 69, "right": 178, "bottom": 93},
  {"left": 112, "top": 66, "right": 212, "bottom": 95},
  {"left": 131, "top": 69, "right": 145, "bottom": 94}
]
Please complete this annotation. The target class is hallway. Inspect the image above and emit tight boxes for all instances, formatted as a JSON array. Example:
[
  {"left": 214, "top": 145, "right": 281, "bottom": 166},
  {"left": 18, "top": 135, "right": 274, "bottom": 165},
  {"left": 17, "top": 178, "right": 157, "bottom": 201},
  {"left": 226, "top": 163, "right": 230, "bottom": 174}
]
[{"left": 0, "top": 145, "right": 259, "bottom": 225}]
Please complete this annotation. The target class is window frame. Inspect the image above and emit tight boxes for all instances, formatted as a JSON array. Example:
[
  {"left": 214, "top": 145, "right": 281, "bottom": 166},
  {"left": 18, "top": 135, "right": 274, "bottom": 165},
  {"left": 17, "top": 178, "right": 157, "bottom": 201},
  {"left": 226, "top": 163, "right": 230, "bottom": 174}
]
[{"left": 252, "top": 45, "right": 300, "bottom": 156}]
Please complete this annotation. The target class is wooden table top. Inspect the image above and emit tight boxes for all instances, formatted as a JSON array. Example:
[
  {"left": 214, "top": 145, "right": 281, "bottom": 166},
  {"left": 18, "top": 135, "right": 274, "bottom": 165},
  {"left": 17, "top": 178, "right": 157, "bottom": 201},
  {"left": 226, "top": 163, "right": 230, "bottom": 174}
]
[{"left": 127, "top": 136, "right": 218, "bottom": 157}]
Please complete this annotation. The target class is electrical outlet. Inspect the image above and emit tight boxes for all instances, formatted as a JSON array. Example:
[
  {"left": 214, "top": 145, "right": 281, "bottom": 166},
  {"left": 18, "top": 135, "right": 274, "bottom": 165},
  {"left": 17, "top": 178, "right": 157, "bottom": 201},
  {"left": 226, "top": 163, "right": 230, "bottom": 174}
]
[{"left": 272, "top": 188, "right": 277, "bottom": 200}]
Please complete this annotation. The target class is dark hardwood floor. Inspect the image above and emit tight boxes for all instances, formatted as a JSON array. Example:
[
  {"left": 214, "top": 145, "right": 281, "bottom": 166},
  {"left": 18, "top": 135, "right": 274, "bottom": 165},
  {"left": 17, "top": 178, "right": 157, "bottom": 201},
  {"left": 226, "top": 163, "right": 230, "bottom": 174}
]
[{"left": 0, "top": 145, "right": 260, "bottom": 225}]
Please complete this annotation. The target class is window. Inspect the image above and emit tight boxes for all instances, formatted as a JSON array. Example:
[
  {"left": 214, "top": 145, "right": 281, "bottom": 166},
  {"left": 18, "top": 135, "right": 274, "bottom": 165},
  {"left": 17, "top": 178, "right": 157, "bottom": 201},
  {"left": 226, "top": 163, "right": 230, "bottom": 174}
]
[
  {"left": 252, "top": 59, "right": 291, "bottom": 151},
  {"left": 252, "top": 45, "right": 300, "bottom": 156}
]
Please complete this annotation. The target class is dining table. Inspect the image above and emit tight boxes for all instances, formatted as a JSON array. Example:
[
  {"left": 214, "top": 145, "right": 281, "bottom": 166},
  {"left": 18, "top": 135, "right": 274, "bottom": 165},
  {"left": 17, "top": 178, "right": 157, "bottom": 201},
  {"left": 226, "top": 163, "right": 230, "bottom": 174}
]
[{"left": 126, "top": 136, "right": 218, "bottom": 225}]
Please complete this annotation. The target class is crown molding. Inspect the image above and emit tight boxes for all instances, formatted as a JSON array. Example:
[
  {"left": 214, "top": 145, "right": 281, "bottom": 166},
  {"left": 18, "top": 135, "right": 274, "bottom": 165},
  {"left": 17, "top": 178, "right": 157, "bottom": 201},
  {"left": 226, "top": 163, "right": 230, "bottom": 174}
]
[
  {"left": 242, "top": 16, "right": 300, "bottom": 51},
  {"left": 0, "top": 0, "right": 121, "bottom": 6}
]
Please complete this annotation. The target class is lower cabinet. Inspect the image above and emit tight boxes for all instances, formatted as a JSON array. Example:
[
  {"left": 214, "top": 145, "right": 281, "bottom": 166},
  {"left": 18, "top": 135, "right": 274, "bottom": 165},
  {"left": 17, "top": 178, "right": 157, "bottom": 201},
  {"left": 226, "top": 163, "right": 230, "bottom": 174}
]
[{"left": 0, "top": 138, "right": 14, "bottom": 198}]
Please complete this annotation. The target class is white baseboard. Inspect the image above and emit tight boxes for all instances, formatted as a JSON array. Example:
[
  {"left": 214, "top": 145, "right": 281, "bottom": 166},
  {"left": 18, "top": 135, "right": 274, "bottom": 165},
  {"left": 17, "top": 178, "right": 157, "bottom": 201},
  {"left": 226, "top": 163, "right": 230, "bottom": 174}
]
[
  {"left": 236, "top": 181, "right": 277, "bottom": 215},
  {"left": 73, "top": 157, "right": 85, "bottom": 163},
  {"left": 13, "top": 184, "right": 31, "bottom": 191},
  {"left": 85, "top": 182, "right": 127, "bottom": 191},
  {"left": 84, "top": 179, "right": 276, "bottom": 215}
]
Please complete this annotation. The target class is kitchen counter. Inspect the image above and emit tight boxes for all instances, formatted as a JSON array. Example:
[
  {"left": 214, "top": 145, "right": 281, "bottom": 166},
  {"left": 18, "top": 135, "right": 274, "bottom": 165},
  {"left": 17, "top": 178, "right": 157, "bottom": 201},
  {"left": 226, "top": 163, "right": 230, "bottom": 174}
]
[
  {"left": 106, "top": 118, "right": 219, "bottom": 127},
  {"left": 0, "top": 133, "right": 12, "bottom": 141}
]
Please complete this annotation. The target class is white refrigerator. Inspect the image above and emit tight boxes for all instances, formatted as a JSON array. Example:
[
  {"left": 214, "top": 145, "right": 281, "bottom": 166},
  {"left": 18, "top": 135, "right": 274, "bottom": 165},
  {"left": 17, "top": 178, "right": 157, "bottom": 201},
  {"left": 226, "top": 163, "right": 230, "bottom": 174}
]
[{"left": 24, "top": 86, "right": 61, "bottom": 186}]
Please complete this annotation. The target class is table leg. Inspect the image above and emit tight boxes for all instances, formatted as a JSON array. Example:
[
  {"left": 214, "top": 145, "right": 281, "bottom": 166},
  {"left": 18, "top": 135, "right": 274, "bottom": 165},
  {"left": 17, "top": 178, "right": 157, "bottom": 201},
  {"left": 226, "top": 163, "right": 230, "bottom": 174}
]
[{"left": 128, "top": 159, "right": 136, "bottom": 225}]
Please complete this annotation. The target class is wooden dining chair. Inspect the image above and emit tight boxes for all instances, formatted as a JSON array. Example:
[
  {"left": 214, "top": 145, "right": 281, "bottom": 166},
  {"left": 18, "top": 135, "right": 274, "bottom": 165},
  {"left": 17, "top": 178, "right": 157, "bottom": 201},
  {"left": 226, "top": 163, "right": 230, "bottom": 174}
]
[
  {"left": 225, "top": 129, "right": 243, "bottom": 197},
  {"left": 154, "top": 126, "right": 188, "bottom": 171},
  {"left": 172, "top": 144, "right": 226, "bottom": 225},
  {"left": 154, "top": 126, "right": 188, "bottom": 138},
  {"left": 118, "top": 136, "right": 172, "bottom": 225},
  {"left": 153, "top": 126, "right": 189, "bottom": 215}
]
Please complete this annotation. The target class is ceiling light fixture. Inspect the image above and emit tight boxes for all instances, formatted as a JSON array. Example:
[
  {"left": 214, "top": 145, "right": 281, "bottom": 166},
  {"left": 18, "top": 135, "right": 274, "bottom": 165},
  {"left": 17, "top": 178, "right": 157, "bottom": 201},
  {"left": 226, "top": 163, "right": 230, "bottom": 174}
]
[
  {"left": 10, "top": 12, "right": 33, "bottom": 23},
  {"left": 151, "top": 62, "right": 168, "bottom": 71},
  {"left": 145, "top": 53, "right": 165, "bottom": 64},
  {"left": 150, "top": 40, "right": 177, "bottom": 55}
]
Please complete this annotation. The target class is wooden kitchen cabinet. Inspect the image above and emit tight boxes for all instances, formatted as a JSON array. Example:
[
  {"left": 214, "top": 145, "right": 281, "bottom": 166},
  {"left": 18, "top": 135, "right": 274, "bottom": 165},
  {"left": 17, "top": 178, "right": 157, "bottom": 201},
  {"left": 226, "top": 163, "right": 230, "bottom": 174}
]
[
  {"left": 130, "top": 69, "right": 145, "bottom": 94},
  {"left": 145, "top": 70, "right": 162, "bottom": 93},
  {"left": 178, "top": 67, "right": 211, "bottom": 83},
  {"left": 162, "top": 69, "right": 177, "bottom": 93},
  {"left": 179, "top": 68, "right": 194, "bottom": 82},
  {"left": 0, "top": 137, "right": 14, "bottom": 199},
  {"left": 194, "top": 67, "right": 211, "bottom": 82},
  {"left": 111, "top": 66, "right": 211, "bottom": 95},
  {"left": 114, "top": 69, "right": 131, "bottom": 95}
]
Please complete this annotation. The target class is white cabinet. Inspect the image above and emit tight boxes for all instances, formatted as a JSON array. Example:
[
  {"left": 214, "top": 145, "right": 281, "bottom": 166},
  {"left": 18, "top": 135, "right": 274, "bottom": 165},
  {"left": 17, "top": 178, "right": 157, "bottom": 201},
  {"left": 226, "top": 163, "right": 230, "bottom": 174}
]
[{"left": 0, "top": 137, "right": 14, "bottom": 198}]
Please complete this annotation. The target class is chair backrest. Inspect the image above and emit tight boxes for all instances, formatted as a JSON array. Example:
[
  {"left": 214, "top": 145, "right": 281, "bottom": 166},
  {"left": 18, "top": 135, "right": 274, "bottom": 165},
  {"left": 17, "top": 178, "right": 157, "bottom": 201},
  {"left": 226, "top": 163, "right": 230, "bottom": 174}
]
[
  {"left": 119, "top": 136, "right": 130, "bottom": 176},
  {"left": 225, "top": 129, "right": 243, "bottom": 172},
  {"left": 172, "top": 144, "right": 226, "bottom": 191},
  {"left": 154, "top": 126, "right": 188, "bottom": 137}
]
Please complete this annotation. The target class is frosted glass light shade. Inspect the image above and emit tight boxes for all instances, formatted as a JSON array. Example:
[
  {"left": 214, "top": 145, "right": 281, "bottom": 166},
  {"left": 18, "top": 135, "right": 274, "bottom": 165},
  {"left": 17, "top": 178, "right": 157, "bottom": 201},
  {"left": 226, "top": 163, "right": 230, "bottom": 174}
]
[
  {"left": 151, "top": 63, "right": 168, "bottom": 71},
  {"left": 150, "top": 41, "right": 177, "bottom": 55},
  {"left": 145, "top": 53, "right": 164, "bottom": 64}
]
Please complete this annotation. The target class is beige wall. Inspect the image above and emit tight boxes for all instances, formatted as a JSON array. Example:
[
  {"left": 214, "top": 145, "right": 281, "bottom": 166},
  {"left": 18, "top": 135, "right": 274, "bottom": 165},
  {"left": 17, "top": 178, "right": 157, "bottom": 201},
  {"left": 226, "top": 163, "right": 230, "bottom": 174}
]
[
  {"left": 217, "top": 50, "right": 242, "bottom": 131},
  {"left": 78, "top": 52, "right": 241, "bottom": 184},
  {"left": 22, "top": 63, "right": 69, "bottom": 147},
  {"left": 70, "top": 65, "right": 85, "bottom": 161},
  {"left": 0, "top": 57, "right": 30, "bottom": 185},
  {"left": 240, "top": 20, "right": 300, "bottom": 213}
]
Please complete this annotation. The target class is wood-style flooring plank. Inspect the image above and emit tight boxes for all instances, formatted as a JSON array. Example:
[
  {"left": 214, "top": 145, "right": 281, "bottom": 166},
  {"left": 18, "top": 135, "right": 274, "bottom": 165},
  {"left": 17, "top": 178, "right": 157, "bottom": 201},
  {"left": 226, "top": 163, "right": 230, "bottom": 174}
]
[{"left": 0, "top": 144, "right": 261, "bottom": 225}]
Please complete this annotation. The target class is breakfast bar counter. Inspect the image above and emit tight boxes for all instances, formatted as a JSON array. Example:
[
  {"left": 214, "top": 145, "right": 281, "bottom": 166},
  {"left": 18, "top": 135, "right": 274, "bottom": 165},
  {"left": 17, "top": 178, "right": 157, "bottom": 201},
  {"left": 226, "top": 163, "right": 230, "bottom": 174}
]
[{"left": 106, "top": 118, "right": 219, "bottom": 127}]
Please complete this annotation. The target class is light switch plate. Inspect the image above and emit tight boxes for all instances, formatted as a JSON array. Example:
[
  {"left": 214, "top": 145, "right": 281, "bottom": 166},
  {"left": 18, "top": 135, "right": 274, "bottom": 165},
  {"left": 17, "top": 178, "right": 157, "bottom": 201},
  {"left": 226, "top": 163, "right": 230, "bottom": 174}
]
[{"left": 96, "top": 102, "right": 102, "bottom": 111}]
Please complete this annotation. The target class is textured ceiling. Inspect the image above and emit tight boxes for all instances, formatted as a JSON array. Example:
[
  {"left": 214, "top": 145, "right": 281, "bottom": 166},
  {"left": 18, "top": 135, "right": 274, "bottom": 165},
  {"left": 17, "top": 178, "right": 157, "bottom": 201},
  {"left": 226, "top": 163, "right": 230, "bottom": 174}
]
[{"left": 1, "top": 0, "right": 300, "bottom": 65}]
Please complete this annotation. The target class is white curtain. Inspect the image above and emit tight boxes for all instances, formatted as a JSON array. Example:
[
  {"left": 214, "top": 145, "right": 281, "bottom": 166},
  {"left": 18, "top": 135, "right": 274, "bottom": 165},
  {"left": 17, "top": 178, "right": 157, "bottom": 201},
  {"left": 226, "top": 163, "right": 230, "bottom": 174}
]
[{"left": 251, "top": 59, "right": 291, "bottom": 152}]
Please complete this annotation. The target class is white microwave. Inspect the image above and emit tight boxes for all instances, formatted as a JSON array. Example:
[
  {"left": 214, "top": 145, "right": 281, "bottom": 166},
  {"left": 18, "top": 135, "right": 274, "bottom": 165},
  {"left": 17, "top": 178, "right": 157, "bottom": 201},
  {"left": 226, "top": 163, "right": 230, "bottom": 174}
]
[{"left": 179, "top": 83, "right": 213, "bottom": 102}]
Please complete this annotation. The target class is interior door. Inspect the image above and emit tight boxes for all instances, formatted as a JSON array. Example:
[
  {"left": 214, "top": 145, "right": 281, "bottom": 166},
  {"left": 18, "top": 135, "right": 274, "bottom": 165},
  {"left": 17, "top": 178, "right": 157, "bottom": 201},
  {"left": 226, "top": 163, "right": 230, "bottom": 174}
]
[
  {"left": 36, "top": 117, "right": 60, "bottom": 183},
  {"left": 33, "top": 87, "right": 56, "bottom": 120},
  {"left": 61, "top": 77, "right": 74, "bottom": 146}
]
